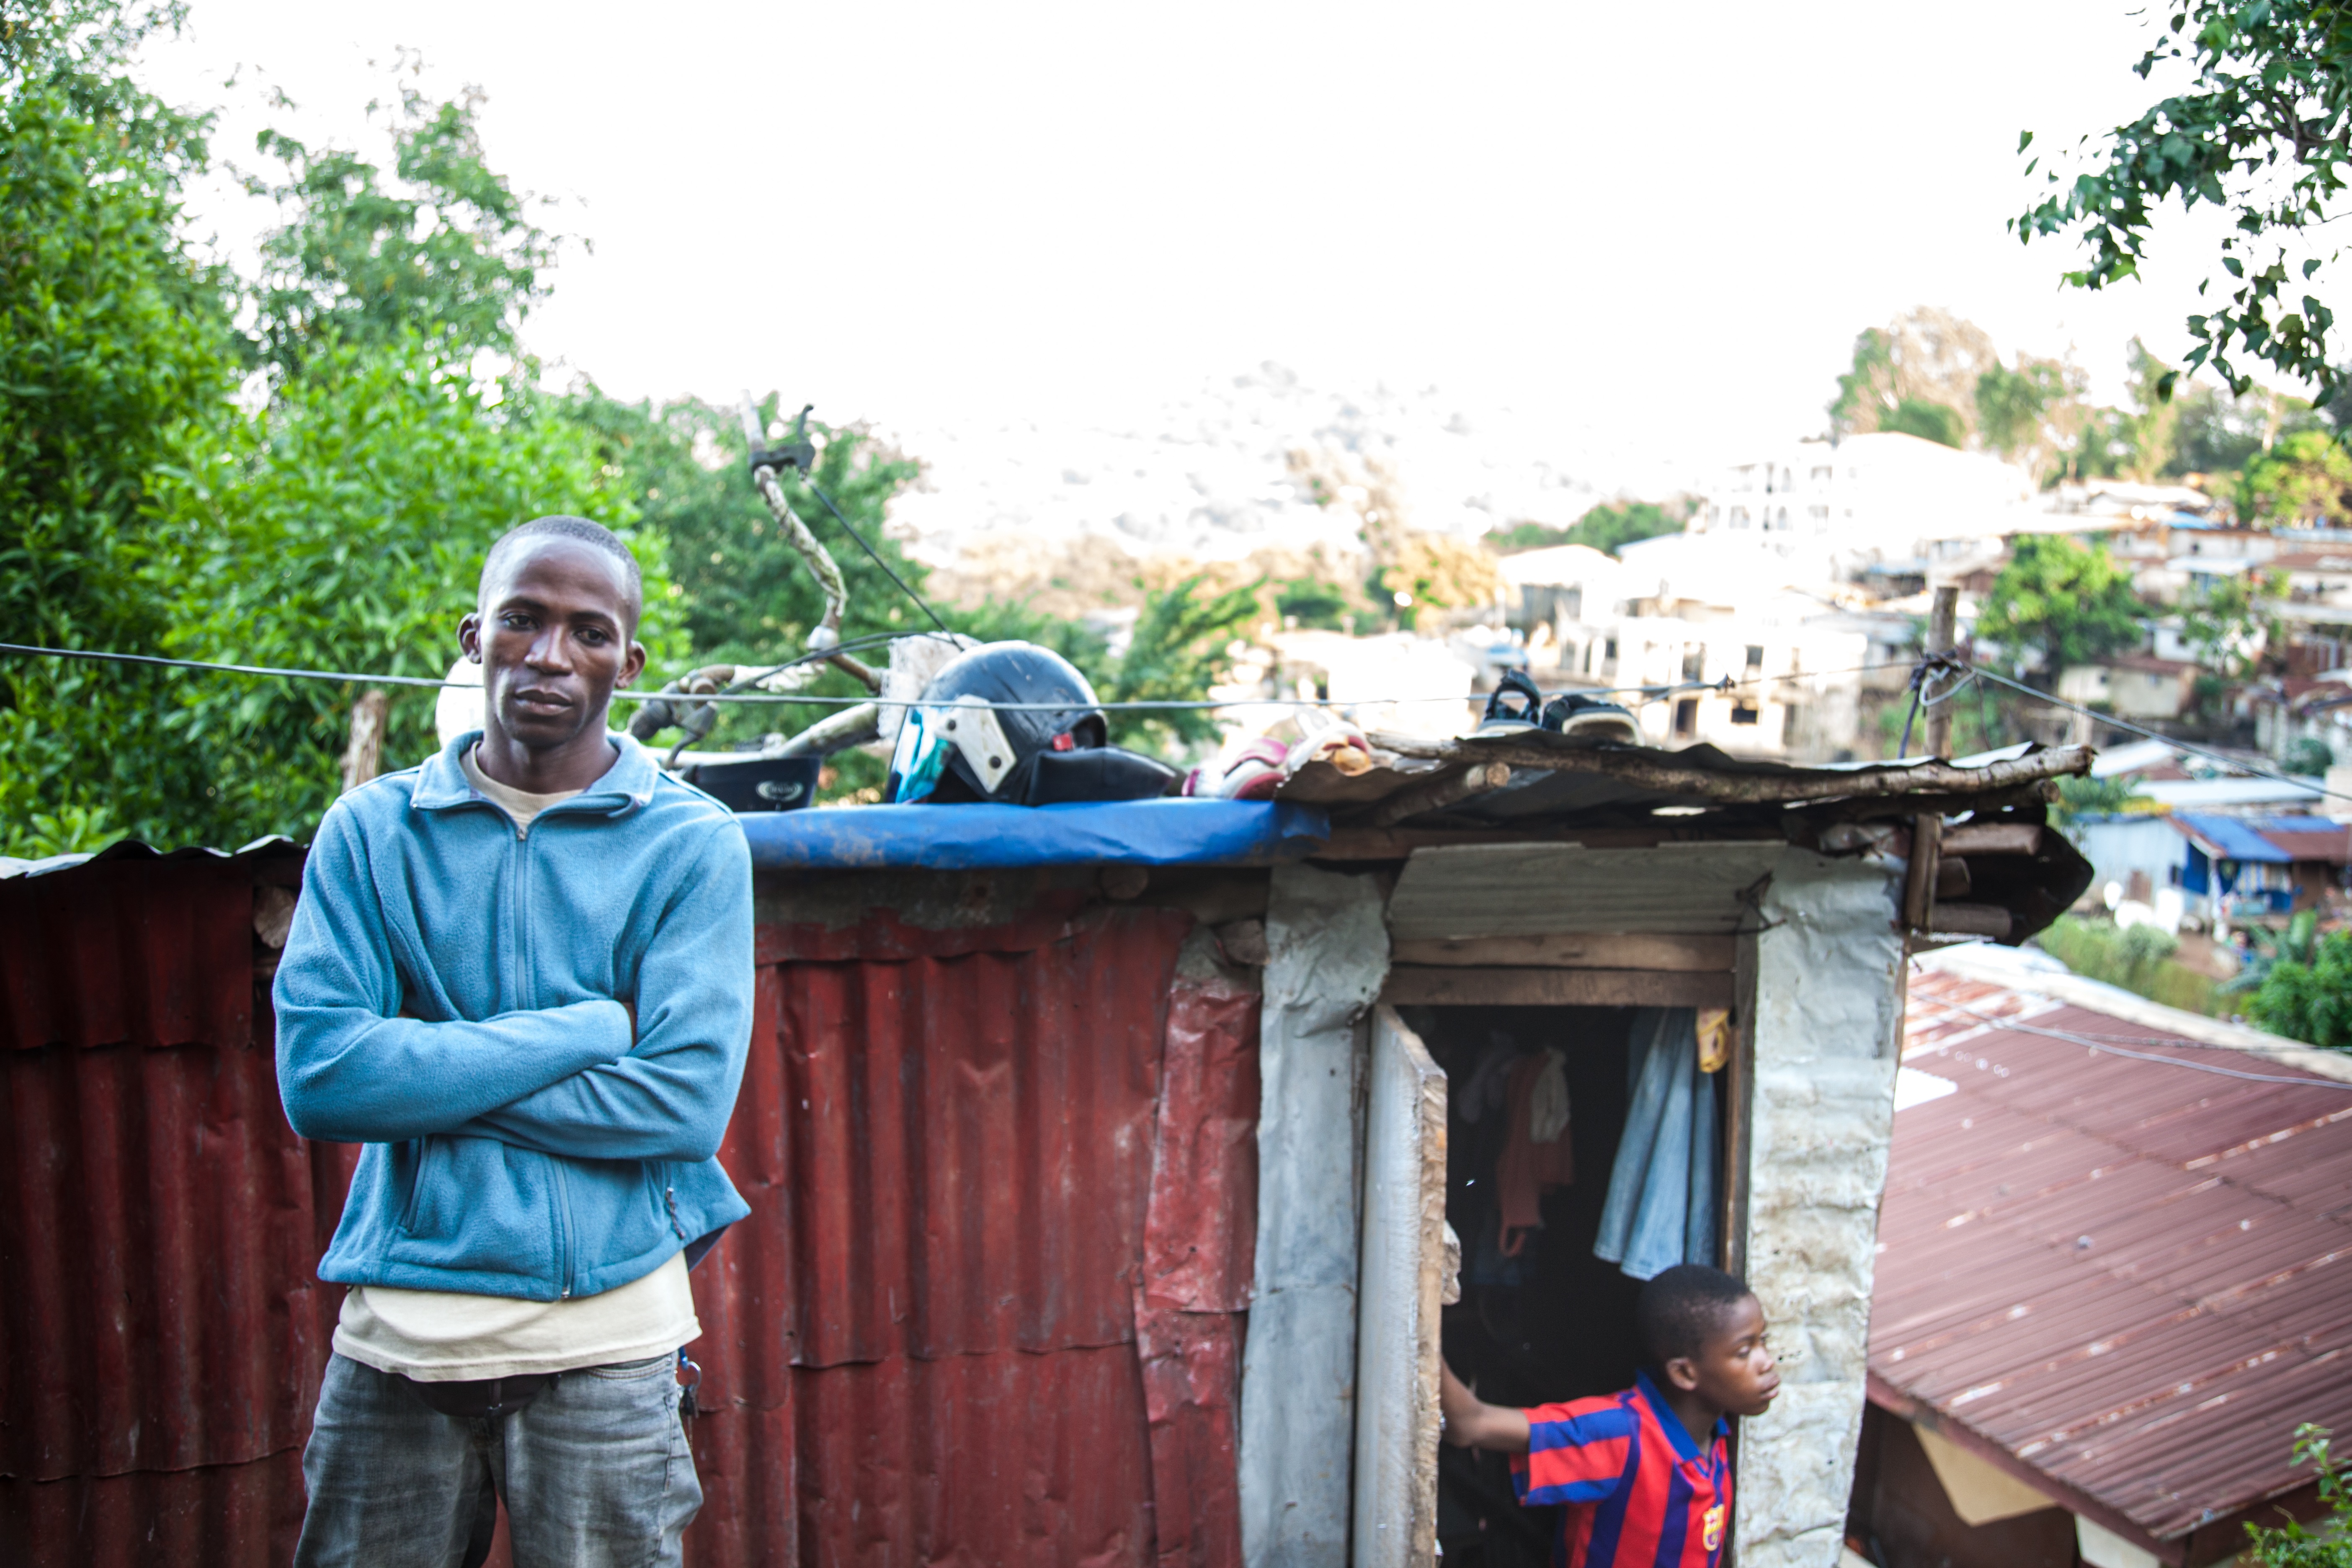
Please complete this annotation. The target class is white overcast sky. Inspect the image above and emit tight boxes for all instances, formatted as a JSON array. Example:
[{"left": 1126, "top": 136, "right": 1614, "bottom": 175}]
[{"left": 141, "top": 2, "right": 2236, "bottom": 483}]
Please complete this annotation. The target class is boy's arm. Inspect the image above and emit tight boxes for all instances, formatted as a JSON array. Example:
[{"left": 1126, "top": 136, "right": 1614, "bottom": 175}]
[
  {"left": 1442, "top": 1360, "right": 1532, "bottom": 1453},
  {"left": 457, "top": 821, "right": 754, "bottom": 1163},
  {"left": 274, "top": 806, "right": 634, "bottom": 1144}
]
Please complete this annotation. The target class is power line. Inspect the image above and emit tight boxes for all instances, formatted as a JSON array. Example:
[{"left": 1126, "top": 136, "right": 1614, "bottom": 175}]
[
  {"left": 1919, "top": 994, "right": 2352, "bottom": 1090},
  {"left": 1954, "top": 658, "right": 2352, "bottom": 806},
  {"left": 798, "top": 477, "right": 954, "bottom": 635},
  {"left": 0, "top": 641, "right": 1914, "bottom": 714}
]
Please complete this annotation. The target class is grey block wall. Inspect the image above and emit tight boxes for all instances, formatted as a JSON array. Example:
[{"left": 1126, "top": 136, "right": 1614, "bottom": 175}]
[{"left": 1736, "top": 848, "right": 1908, "bottom": 1568}]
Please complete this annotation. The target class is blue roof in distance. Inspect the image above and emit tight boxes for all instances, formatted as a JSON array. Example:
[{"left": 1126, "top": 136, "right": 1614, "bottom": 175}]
[{"left": 2174, "top": 812, "right": 2294, "bottom": 863}]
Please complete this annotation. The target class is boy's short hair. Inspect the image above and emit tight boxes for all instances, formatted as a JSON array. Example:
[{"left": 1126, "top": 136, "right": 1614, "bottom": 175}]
[
  {"left": 1635, "top": 1264, "right": 1754, "bottom": 1365},
  {"left": 481, "top": 515, "right": 642, "bottom": 617}
]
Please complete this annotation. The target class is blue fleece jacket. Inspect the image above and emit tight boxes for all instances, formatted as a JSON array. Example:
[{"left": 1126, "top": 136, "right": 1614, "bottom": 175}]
[{"left": 274, "top": 729, "right": 754, "bottom": 1301}]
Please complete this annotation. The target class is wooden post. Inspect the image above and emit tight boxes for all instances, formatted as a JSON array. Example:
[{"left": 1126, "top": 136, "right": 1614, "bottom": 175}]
[
  {"left": 340, "top": 687, "right": 390, "bottom": 794},
  {"left": 1904, "top": 585, "right": 1961, "bottom": 933},
  {"left": 1923, "top": 585, "right": 1960, "bottom": 760}
]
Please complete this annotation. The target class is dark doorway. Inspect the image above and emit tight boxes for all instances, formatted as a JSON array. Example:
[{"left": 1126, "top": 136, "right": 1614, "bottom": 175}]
[{"left": 1401, "top": 1004, "right": 1656, "bottom": 1568}]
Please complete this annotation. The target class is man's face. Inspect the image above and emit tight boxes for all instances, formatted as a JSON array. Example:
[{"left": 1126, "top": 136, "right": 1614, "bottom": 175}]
[
  {"left": 1667, "top": 1294, "right": 1780, "bottom": 1418},
  {"left": 458, "top": 538, "right": 646, "bottom": 751}
]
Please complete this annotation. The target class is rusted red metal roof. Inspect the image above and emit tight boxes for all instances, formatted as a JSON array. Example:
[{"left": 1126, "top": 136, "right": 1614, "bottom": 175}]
[{"left": 1874, "top": 965, "right": 2352, "bottom": 1546}]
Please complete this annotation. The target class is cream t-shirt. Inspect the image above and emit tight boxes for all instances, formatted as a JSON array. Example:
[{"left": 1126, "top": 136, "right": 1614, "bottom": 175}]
[{"left": 332, "top": 745, "right": 701, "bottom": 1381}]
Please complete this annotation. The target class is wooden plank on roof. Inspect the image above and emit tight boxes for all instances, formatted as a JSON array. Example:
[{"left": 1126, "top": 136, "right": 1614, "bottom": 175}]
[
  {"left": 1389, "top": 933, "right": 1735, "bottom": 971},
  {"left": 1380, "top": 965, "right": 1735, "bottom": 1008}
]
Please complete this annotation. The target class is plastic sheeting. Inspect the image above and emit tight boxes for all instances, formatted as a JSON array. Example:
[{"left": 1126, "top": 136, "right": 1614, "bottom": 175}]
[{"left": 739, "top": 799, "right": 1328, "bottom": 870}]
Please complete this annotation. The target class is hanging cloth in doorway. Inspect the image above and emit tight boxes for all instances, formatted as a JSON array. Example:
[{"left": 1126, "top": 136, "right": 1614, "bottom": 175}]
[
  {"left": 1496, "top": 1049, "right": 1575, "bottom": 1256},
  {"left": 1593, "top": 1008, "right": 1718, "bottom": 1282}
]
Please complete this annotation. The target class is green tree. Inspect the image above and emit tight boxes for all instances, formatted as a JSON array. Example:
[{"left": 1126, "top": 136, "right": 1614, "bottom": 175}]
[
  {"left": 2015, "top": 1, "right": 2352, "bottom": 407},
  {"left": 2241, "top": 428, "right": 2352, "bottom": 524},
  {"left": 2182, "top": 567, "right": 2285, "bottom": 675},
  {"left": 1829, "top": 308, "right": 1997, "bottom": 441},
  {"left": 0, "top": 0, "right": 241, "bottom": 856},
  {"left": 2247, "top": 931, "right": 2352, "bottom": 1051},
  {"left": 1976, "top": 354, "right": 2097, "bottom": 487},
  {"left": 1491, "top": 500, "right": 1682, "bottom": 557},
  {"left": 1099, "top": 573, "right": 1263, "bottom": 754},
  {"left": 2117, "top": 339, "right": 2184, "bottom": 481},
  {"left": 146, "top": 334, "right": 677, "bottom": 844},
  {"left": 245, "top": 75, "right": 558, "bottom": 374},
  {"left": 1880, "top": 397, "right": 1966, "bottom": 448},
  {"left": 1276, "top": 577, "right": 1350, "bottom": 629},
  {"left": 1976, "top": 535, "right": 2146, "bottom": 689}
]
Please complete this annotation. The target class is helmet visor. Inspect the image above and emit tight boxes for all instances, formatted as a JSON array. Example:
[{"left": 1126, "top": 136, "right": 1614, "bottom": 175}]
[{"left": 886, "top": 707, "right": 951, "bottom": 803}]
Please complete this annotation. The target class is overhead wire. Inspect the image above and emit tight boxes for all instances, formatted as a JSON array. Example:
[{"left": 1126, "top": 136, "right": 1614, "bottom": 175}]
[
  {"left": 1916, "top": 993, "right": 2352, "bottom": 1091},
  {"left": 795, "top": 477, "right": 954, "bottom": 635},
  {"left": 0, "top": 641, "right": 1918, "bottom": 714},
  {"left": 1949, "top": 656, "right": 2352, "bottom": 806}
]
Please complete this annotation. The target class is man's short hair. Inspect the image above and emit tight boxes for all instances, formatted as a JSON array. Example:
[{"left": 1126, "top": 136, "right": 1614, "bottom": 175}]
[
  {"left": 1635, "top": 1264, "right": 1754, "bottom": 1366},
  {"left": 481, "top": 515, "right": 642, "bottom": 623}
]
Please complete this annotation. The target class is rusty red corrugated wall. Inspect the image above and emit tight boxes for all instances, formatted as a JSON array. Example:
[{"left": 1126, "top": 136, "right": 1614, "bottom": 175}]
[
  {"left": 0, "top": 857, "right": 1258, "bottom": 1568},
  {"left": 685, "top": 895, "right": 1257, "bottom": 1568}
]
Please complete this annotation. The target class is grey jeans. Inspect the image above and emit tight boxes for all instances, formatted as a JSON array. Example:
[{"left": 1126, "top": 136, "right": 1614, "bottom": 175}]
[{"left": 294, "top": 1352, "right": 702, "bottom": 1568}]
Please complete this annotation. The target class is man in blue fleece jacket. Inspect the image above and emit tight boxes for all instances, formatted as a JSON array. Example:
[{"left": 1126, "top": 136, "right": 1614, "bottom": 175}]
[{"left": 274, "top": 516, "right": 753, "bottom": 1568}]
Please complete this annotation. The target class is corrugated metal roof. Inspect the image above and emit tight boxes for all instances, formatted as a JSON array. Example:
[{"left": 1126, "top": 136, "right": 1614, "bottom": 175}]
[
  {"left": 1386, "top": 841, "right": 1784, "bottom": 939},
  {"left": 1874, "top": 964, "right": 2352, "bottom": 1542},
  {"left": 2170, "top": 812, "right": 2294, "bottom": 864}
]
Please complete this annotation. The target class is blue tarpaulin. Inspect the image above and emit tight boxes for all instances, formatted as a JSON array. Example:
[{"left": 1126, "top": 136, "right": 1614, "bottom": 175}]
[{"left": 737, "top": 799, "right": 1330, "bottom": 870}]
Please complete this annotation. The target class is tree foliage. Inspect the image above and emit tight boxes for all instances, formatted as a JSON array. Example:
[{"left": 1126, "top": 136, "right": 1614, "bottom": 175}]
[
  {"left": 2240, "top": 427, "right": 2352, "bottom": 521},
  {"left": 245, "top": 72, "right": 558, "bottom": 374},
  {"left": 2246, "top": 930, "right": 2352, "bottom": 1050},
  {"left": 1829, "top": 309, "right": 1998, "bottom": 441},
  {"left": 0, "top": 0, "right": 240, "bottom": 855},
  {"left": 147, "top": 335, "right": 675, "bottom": 844},
  {"left": 1098, "top": 573, "right": 1262, "bottom": 753},
  {"left": 2015, "top": 0, "right": 2352, "bottom": 406},
  {"left": 1976, "top": 535, "right": 2146, "bottom": 686},
  {"left": 2182, "top": 565, "right": 2286, "bottom": 673},
  {"left": 2241, "top": 1426, "right": 2351, "bottom": 1568},
  {"left": 1492, "top": 500, "right": 1682, "bottom": 557}
]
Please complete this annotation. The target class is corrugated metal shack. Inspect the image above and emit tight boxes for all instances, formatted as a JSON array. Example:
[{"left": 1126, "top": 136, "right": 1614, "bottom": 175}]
[{"left": 1, "top": 732, "right": 2094, "bottom": 1568}]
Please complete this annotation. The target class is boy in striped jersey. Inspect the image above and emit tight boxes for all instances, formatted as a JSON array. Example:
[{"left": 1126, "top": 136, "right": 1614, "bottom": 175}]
[{"left": 1439, "top": 1265, "right": 1780, "bottom": 1568}]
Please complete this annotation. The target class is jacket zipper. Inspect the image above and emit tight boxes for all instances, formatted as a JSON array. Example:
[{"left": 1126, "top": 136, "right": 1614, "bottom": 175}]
[{"left": 506, "top": 804, "right": 576, "bottom": 1300}]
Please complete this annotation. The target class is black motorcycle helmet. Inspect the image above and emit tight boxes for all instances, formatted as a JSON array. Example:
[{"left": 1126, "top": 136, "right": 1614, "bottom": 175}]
[{"left": 887, "top": 641, "right": 1179, "bottom": 805}]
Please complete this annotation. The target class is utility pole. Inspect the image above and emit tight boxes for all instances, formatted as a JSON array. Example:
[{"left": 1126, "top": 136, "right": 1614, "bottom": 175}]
[
  {"left": 1923, "top": 585, "right": 1959, "bottom": 760},
  {"left": 1904, "top": 585, "right": 1961, "bottom": 934}
]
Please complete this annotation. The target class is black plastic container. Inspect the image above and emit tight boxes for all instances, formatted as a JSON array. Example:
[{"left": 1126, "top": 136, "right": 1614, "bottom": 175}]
[{"left": 679, "top": 755, "right": 822, "bottom": 812}]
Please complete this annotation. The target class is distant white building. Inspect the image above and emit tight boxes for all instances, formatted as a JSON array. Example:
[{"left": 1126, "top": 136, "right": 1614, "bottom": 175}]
[
  {"left": 1503, "top": 534, "right": 1876, "bottom": 759},
  {"left": 1689, "top": 432, "right": 2041, "bottom": 583}
]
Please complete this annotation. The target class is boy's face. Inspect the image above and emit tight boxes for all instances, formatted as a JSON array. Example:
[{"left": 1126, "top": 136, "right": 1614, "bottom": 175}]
[
  {"left": 459, "top": 537, "right": 647, "bottom": 751},
  {"left": 1666, "top": 1294, "right": 1780, "bottom": 1418}
]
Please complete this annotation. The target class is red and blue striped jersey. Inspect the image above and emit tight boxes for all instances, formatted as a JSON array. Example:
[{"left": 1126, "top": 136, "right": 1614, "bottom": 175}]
[{"left": 1508, "top": 1372, "right": 1733, "bottom": 1568}]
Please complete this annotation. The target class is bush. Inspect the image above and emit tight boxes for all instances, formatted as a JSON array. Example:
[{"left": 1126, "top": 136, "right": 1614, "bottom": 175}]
[
  {"left": 2241, "top": 1426, "right": 2349, "bottom": 1568},
  {"left": 2036, "top": 915, "right": 2223, "bottom": 1016},
  {"left": 2246, "top": 928, "right": 2352, "bottom": 1050}
]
